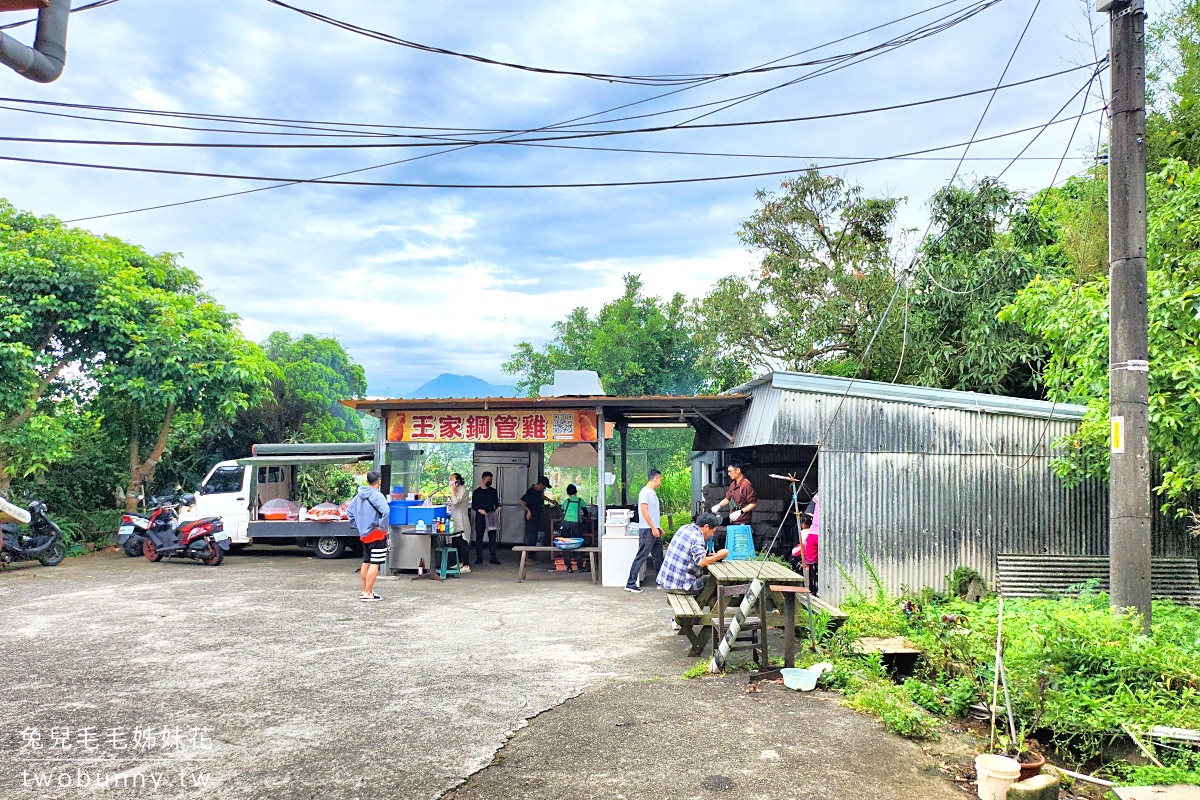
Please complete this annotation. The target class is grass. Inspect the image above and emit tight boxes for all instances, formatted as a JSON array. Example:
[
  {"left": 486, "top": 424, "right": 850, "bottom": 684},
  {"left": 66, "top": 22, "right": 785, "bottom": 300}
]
[
  {"left": 817, "top": 556, "right": 1200, "bottom": 782},
  {"left": 682, "top": 661, "right": 711, "bottom": 680}
]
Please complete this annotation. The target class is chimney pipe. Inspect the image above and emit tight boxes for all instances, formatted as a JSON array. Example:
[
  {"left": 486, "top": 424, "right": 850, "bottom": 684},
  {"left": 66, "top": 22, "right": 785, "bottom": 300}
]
[{"left": 0, "top": 0, "right": 70, "bottom": 83}]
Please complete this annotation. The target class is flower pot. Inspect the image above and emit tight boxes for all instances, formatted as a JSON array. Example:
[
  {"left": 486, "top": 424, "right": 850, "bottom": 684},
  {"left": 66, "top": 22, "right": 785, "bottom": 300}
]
[{"left": 1017, "top": 751, "right": 1045, "bottom": 782}]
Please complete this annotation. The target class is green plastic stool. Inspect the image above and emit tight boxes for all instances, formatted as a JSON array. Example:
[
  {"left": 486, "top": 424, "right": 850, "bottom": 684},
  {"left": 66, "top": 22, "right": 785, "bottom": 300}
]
[{"left": 435, "top": 544, "right": 461, "bottom": 579}]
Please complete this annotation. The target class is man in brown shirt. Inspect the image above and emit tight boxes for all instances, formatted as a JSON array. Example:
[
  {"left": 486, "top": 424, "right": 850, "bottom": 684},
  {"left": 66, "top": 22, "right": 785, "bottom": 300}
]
[{"left": 711, "top": 461, "right": 757, "bottom": 524}]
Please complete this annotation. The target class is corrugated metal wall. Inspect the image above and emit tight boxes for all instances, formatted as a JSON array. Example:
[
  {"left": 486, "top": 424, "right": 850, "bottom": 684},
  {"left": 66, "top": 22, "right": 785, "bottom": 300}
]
[
  {"left": 813, "top": 396, "right": 1110, "bottom": 602},
  {"left": 821, "top": 452, "right": 1109, "bottom": 603},
  {"left": 699, "top": 377, "right": 1197, "bottom": 604}
]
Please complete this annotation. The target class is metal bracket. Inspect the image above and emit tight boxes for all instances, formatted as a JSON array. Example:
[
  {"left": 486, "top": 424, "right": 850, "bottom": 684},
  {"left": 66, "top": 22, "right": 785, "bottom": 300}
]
[{"left": 692, "top": 408, "right": 735, "bottom": 443}]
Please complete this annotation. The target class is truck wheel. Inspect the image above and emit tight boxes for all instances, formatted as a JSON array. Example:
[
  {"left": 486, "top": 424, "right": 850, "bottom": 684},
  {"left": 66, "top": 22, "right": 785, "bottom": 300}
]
[{"left": 313, "top": 536, "right": 346, "bottom": 559}]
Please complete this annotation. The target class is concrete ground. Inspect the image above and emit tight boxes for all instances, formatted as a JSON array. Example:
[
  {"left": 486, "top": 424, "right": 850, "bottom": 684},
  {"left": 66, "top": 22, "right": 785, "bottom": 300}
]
[{"left": 0, "top": 547, "right": 966, "bottom": 800}]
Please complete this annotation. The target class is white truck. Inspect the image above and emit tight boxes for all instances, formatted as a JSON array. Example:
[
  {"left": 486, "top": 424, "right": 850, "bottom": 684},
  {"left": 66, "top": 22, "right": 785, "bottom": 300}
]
[{"left": 182, "top": 442, "right": 384, "bottom": 559}]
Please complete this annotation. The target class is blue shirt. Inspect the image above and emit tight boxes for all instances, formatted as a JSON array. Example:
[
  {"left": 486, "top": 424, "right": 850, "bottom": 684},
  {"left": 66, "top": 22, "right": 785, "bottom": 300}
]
[{"left": 656, "top": 523, "right": 708, "bottom": 592}]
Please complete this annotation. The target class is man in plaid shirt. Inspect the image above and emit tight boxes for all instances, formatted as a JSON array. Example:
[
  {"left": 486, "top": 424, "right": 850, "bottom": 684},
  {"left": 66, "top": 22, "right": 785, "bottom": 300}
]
[{"left": 656, "top": 513, "right": 727, "bottom": 596}]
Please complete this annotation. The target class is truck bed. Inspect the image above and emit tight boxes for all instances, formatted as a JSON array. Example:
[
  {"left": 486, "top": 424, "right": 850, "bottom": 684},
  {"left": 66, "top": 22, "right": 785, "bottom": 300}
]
[{"left": 247, "top": 520, "right": 354, "bottom": 539}]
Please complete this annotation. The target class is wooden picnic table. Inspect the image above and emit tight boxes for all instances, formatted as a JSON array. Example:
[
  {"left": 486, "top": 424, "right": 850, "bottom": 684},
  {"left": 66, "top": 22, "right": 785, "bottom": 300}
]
[{"left": 707, "top": 559, "right": 812, "bottom": 668}]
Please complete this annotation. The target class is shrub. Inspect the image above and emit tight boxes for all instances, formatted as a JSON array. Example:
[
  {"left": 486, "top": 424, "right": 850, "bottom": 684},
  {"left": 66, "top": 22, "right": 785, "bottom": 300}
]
[{"left": 845, "top": 680, "right": 939, "bottom": 740}]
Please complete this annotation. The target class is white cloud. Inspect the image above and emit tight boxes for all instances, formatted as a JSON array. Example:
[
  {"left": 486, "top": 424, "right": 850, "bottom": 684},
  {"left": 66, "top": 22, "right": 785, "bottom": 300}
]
[{"left": 0, "top": 0, "right": 1140, "bottom": 394}]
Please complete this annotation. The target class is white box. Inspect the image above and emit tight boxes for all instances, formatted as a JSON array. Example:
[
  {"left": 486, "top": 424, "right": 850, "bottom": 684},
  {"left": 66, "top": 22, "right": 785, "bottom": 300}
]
[{"left": 601, "top": 532, "right": 640, "bottom": 588}]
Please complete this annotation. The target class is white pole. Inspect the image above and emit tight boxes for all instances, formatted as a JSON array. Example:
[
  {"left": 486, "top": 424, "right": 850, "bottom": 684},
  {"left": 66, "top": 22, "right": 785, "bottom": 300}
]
[{"left": 709, "top": 578, "right": 764, "bottom": 673}]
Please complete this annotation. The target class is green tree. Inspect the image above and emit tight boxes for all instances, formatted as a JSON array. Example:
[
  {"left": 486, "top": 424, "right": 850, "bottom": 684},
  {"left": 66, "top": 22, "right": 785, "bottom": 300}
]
[
  {"left": 700, "top": 170, "right": 906, "bottom": 383},
  {"left": 1001, "top": 159, "right": 1200, "bottom": 511},
  {"left": 906, "top": 178, "right": 1061, "bottom": 398},
  {"left": 98, "top": 284, "right": 273, "bottom": 510},
  {"left": 1147, "top": 0, "right": 1200, "bottom": 169},
  {"left": 503, "top": 273, "right": 705, "bottom": 397},
  {"left": 263, "top": 332, "right": 367, "bottom": 442},
  {"left": 0, "top": 201, "right": 161, "bottom": 490},
  {"left": 162, "top": 332, "right": 371, "bottom": 487}
]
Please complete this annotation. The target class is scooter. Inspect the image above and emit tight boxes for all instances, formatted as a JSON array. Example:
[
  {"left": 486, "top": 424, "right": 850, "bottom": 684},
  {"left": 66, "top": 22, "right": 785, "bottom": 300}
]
[
  {"left": 117, "top": 495, "right": 177, "bottom": 557},
  {"left": 142, "top": 494, "right": 229, "bottom": 566},
  {"left": 118, "top": 510, "right": 151, "bottom": 557},
  {"left": 1, "top": 500, "right": 66, "bottom": 569}
]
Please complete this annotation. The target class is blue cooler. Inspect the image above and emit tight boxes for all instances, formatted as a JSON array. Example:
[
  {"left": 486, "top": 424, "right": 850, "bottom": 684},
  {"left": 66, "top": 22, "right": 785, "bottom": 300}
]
[
  {"left": 388, "top": 499, "right": 423, "bottom": 526},
  {"left": 407, "top": 505, "right": 446, "bottom": 526}
]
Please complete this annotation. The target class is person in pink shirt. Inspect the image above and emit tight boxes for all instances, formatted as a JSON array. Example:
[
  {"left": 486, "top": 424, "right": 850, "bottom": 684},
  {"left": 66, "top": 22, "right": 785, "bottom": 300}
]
[{"left": 792, "top": 494, "right": 820, "bottom": 596}]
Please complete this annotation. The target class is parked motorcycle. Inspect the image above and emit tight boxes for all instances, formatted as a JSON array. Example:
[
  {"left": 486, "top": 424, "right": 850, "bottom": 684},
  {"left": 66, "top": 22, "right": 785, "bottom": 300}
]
[
  {"left": 118, "top": 510, "right": 151, "bottom": 557},
  {"left": 117, "top": 495, "right": 177, "bottom": 557},
  {"left": 1, "top": 500, "right": 66, "bottom": 569},
  {"left": 142, "top": 494, "right": 229, "bottom": 565}
]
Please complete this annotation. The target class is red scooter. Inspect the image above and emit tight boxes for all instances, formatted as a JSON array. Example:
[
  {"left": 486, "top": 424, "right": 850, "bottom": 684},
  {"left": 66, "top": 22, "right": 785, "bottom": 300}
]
[{"left": 142, "top": 493, "right": 229, "bottom": 566}]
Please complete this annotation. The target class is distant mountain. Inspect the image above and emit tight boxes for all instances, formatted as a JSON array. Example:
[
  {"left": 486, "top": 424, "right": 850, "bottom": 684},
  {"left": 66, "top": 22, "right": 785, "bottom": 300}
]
[{"left": 404, "top": 374, "right": 516, "bottom": 399}]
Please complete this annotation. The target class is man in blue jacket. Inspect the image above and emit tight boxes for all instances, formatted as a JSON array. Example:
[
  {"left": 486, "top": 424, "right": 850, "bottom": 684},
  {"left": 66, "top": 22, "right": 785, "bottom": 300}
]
[{"left": 347, "top": 470, "right": 389, "bottom": 602}]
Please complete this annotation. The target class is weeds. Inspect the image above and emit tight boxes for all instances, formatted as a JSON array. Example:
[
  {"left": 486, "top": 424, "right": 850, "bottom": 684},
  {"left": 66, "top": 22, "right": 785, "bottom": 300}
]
[
  {"left": 826, "top": 561, "right": 1200, "bottom": 767},
  {"left": 682, "top": 662, "right": 710, "bottom": 680}
]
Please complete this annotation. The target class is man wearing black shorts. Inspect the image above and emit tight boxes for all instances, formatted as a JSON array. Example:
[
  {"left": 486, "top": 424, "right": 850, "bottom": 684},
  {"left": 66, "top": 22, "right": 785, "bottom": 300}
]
[{"left": 347, "top": 470, "right": 389, "bottom": 602}]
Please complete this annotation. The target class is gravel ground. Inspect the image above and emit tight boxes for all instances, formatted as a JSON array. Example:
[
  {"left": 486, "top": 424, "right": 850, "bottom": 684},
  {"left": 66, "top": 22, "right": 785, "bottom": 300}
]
[{"left": 0, "top": 548, "right": 967, "bottom": 800}]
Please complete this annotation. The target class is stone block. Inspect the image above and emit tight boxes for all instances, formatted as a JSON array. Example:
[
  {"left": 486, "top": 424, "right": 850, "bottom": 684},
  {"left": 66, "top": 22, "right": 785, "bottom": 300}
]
[{"left": 1006, "top": 774, "right": 1060, "bottom": 800}]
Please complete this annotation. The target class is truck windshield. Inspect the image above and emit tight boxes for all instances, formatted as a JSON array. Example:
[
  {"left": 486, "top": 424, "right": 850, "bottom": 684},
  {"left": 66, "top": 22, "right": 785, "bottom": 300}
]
[{"left": 204, "top": 466, "right": 245, "bottom": 495}]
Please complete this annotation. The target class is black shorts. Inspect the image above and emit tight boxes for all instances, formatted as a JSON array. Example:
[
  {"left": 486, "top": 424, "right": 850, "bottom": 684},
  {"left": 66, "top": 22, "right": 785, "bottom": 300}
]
[{"left": 362, "top": 540, "right": 387, "bottom": 565}]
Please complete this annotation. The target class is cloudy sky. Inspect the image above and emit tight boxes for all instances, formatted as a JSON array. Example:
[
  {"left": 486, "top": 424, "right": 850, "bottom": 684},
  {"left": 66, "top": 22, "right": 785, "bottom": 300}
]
[{"left": 0, "top": 0, "right": 1151, "bottom": 396}]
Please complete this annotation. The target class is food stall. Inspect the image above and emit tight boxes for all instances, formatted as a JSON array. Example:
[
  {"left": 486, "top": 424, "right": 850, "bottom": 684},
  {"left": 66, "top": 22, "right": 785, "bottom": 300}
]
[{"left": 341, "top": 377, "right": 750, "bottom": 584}]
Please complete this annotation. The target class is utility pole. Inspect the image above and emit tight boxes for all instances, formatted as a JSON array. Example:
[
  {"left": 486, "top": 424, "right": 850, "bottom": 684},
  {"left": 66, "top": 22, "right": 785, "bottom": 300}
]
[{"left": 1099, "top": 0, "right": 1151, "bottom": 632}]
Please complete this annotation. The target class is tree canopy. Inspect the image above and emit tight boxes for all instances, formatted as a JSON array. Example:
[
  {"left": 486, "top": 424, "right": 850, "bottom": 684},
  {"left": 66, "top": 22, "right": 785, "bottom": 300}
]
[
  {"left": 1002, "top": 160, "right": 1200, "bottom": 511},
  {"left": 905, "top": 178, "right": 1060, "bottom": 398},
  {"left": 503, "top": 273, "right": 706, "bottom": 397},
  {"left": 699, "top": 171, "right": 906, "bottom": 384}
]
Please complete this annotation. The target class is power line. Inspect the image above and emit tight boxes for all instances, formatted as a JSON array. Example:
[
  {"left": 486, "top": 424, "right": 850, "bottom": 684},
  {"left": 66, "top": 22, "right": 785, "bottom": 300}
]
[
  {"left": 0, "top": 0, "right": 120, "bottom": 32},
  {"left": 262, "top": 0, "right": 998, "bottom": 87},
  {"left": 640, "top": 0, "right": 1003, "bottom": 131},
  {"left": 3, "top": 108, "right": 1096, "bottom": 204},
  {"left": 0, "top": 0, "right": 1021, "bottom": 142},
  {"left": 0, "top": 63, "right": 1099, "bottom": 151},
  {"left": 54, "top": 1, "right": 1031, "bottom": 221}
]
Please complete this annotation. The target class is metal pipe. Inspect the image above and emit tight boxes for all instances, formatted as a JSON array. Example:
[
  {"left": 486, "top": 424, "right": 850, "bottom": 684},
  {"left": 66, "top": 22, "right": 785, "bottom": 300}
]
[{"left": 0, "top": 0, "right": 70, "bottom": 83}]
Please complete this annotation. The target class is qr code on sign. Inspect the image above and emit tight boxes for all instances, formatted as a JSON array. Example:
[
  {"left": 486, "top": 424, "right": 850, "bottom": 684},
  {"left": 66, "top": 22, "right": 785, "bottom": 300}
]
[{"left": 551, "top": 413, "right": 575, "bottom": 438}]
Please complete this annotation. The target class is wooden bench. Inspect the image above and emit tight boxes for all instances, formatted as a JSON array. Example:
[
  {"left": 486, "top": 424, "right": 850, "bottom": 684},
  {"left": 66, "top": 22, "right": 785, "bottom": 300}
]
[
  {"left": 513, "top": 545, "right": 600, "bottom": 584},
  {"left": 997, "top": 554, "right": 1200, "bottom": 606},
  {"left": 666, "top": 592, "right": 711, "bottom": 656}
]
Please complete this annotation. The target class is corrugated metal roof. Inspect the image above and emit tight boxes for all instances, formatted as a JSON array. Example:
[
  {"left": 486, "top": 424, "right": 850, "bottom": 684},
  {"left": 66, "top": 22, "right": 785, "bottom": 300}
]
[{"left": 730, "top": 372, "right": 1086, "bottom": 422}]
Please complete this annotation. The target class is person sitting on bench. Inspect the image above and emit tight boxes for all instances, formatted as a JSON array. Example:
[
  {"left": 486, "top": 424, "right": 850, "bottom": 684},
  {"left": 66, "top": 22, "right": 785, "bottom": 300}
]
[{"left": 657, "top": 512, "right": 728, "bottom": 599}]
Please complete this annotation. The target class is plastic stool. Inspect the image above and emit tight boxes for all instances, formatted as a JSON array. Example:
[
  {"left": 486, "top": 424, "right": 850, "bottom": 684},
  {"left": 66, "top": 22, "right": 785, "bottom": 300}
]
[
  {"left": 725, "top": 525, "right": 756, "bottom": 561},
  {"left": 436, "top": 545, "right": 461, "bottom": 578}
]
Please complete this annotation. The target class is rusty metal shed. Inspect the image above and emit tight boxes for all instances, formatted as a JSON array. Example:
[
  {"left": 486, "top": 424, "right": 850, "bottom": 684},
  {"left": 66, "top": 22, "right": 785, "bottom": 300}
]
[{"left": 693, "top": 372, "right": 1196, "bottom": 604}]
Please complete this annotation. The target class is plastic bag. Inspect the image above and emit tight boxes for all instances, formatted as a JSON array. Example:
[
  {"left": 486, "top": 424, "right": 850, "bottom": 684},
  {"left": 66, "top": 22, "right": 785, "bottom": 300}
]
[{"left": 259, "top": 498, "right": 299, "bottom": 521}]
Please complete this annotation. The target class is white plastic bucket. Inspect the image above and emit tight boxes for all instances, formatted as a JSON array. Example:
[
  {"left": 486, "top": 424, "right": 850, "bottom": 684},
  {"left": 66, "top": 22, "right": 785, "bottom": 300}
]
[{"left": 975, "top": 754, "right": 1021, "bottom": 800}]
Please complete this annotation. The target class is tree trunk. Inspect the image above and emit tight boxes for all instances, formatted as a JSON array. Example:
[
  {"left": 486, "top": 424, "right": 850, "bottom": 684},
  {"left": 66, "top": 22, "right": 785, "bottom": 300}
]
[{"left": 124, "top": 403, "right": 175, "bottom": 512}]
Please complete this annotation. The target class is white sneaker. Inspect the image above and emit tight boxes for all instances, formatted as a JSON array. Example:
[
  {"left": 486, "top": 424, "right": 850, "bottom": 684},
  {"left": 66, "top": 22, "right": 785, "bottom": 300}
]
[
  {"left": 460, "top": 565, "right": 471, "bottom": 573},
  {"left": 624, "top": 586, "right": 643, "bottom": 593}
]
